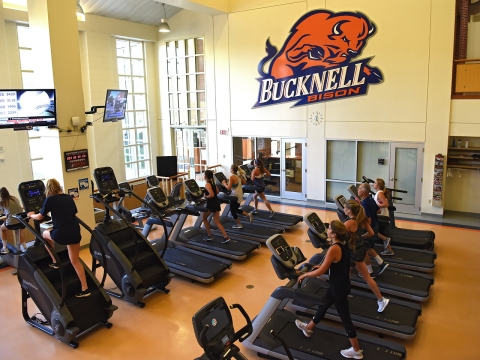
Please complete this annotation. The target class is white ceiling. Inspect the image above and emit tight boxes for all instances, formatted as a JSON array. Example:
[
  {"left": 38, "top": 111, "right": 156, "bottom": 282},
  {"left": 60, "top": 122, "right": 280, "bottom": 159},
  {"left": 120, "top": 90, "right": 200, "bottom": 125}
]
[
  {"left": 79, "top": 0, "right": 183, "bottom": 26},
  {"left": 2, "top": 0, "right": 184, "bottom": 27}
]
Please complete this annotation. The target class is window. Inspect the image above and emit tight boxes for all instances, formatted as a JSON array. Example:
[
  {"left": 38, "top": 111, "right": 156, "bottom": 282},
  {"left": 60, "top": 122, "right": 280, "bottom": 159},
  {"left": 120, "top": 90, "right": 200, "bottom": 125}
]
[
  {"left": 167, "top": 38, "right": 205, "bottom": 126},
  {"left": 116, "top": 39, "right": 151, "bottom": 180},
  {"left": 325, "top": 140, "right": 389, "bottom": 202},
  {"left": 17, "top": 24, "right": 45, "bottom": 180}
]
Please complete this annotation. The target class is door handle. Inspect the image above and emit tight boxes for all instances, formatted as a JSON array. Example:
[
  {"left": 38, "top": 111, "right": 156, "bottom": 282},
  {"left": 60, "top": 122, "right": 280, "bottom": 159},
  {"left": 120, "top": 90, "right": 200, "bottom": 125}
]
[{"left": 282, "top": 169, "right": 286, "bottom": 172}]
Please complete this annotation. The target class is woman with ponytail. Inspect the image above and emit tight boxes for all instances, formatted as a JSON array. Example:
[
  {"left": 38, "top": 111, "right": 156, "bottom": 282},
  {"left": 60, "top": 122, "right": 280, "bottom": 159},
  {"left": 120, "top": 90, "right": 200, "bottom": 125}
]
[
  {"left": 202, "top": 170, "right": 230, "bottom": 244},
  {"left": 222, "top": 164, "right": 253, "bottom": 228},
  {"left": 344, "top": 200, "right": 389, "bottom": 312},
  {"left": 295, "top": 220, "right": 363, "bottom": 359},
  {"left": 0, "top": 187, "right": 27, "bottom": 254},
  {"left": 373, "top": 178, "right": 394, "bottom": 256},
  {"left": 251, "top": 159, "right": 275, "bottom": 218}
]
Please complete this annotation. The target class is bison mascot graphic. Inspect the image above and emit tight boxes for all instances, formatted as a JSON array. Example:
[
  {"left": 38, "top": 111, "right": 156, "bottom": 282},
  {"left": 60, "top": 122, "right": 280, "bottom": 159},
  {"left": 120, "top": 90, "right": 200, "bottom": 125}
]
[{"left": 258, "top": 10, "right": 382, "bottom": 83}]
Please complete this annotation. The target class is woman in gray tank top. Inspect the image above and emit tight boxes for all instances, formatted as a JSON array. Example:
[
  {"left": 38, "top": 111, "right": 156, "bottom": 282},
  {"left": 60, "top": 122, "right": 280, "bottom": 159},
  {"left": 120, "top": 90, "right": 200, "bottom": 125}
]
[{"left": 222, "top": 165, "right": 253, "bottom": 228}]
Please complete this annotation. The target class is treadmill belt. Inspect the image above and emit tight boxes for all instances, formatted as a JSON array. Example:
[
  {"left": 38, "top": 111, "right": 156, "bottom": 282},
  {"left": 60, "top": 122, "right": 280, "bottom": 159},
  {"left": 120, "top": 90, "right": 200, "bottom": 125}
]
[
  {"left": 249, "top": 211, "right": 301, "bottom": 226},
  {"left": 211, "top": 220, "right": 282, "bottom": 238},
  {"left": 308, "top": 287, "right": 418, "bottom": 328},
  {"left": 354, "top": 267, "right": 432, "bottom": 292},
  {"left": 189, "top": 233, "right": 258, "bottom": 253},
  {"left": 164, "top": 248, "right": 226, "bottom": 274},
  {"left": 278, "top": 322, "right": 404, "bottom": 359},
  {"left": 373, "top": 244, "right": 435, "bottom": 265}
]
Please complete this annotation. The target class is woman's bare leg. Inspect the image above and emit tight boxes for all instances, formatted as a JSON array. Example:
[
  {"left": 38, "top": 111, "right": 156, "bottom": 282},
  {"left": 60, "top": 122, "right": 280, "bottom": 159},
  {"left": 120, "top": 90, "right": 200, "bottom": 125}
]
[{"left": 67, "top": 243, "right": 88, "bottom": 291}]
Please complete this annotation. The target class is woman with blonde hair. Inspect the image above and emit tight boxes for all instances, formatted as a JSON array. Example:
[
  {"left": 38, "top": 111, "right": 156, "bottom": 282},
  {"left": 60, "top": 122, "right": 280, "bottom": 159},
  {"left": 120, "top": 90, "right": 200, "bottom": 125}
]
[
  {"left": 28, "top": 179, "right": 90, "bottom": 298},
  {"left": 373, "top": 178, "right": 393, "bottom": 256},
  {"left": 0, "top": 187, "right": 27, "bottom": 254}
]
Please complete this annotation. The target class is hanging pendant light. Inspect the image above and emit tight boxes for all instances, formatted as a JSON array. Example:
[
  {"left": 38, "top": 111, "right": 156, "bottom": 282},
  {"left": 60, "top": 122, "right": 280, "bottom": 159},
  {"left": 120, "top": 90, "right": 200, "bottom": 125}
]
[{"left": 158, "top": 3, "right": 170, "bottom": 32}]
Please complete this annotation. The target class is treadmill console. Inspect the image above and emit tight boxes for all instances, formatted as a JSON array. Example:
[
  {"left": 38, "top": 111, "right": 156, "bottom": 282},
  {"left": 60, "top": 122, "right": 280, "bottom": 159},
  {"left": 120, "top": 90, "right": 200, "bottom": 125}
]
[
  {"left": 334, "top": 194, "right": 347, "bottom": 211},
  {"left": 213, "top": 172, "right": 227, "bottom": 185},
  {"left": 146, "top": 187, "right": 169, "bottom": 208},
  {"left": 304, "top": 212, "right": 327, "bottom": 240},
  {"left": 266, "top": 234, "right": 306, "bottom": 269},
  {"left": 347, "top": 184, "right": 358, "bottom": 198},
  {"left": 184, "top": 179, "right": 203, "bottom": 198},
  {"left": 18, "top": 180, "right": 46, "bottom": 212},
  {"left": 93, "top": 167, "right": 119, "bottom": 195},
  {"left": 146, "top": 175, "right": 160, "bottom": 188}
]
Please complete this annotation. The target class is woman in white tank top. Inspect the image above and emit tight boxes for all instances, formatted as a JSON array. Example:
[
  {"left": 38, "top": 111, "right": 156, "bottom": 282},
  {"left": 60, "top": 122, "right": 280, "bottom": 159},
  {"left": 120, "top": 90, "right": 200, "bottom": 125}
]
[
  {"left": 373, "top": 178, "right": 394, "bottom": 256},
  {"left": 222, "top": 165, "right": 253, "bottom": 229}
]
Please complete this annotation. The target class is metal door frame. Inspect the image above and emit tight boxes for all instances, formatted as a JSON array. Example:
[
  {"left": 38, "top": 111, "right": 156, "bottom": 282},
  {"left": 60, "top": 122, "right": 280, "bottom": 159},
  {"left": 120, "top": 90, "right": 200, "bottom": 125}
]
[{"left": 280, "top": 138, "right": 307, "bottom": 201}]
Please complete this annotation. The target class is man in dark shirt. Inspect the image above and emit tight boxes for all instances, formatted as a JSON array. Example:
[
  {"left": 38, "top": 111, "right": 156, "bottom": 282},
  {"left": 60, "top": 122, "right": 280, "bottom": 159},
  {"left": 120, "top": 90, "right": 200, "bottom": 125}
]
[{"left": 357, "top": 183, "right": 389, "bottom": 276}]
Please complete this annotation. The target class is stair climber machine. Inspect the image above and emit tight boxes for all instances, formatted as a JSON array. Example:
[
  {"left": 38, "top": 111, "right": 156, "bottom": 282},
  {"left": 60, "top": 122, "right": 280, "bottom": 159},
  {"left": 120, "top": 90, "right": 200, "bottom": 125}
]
[
  {"left": 172, "top": 179, "right": 261, "bottom": 260},
  {"left": 192, "top": 297, "right": 294, "bottom": 360},
  {"left": 267, "top": 233, "right": 422, "bottom": 339},
  {"left": 14, "top": 180, "right": 117, "bottom": 348},
  {"left": 333, "top": 193, "right": 436, "bottom": 273},
  {"left": 213, "top": 171, "right": 302, "bottom": 231},
  {"left": 115, "top": 182, "right": 152, "bottom": 230},
  {"left": 117, "top": 181, "right": 233, "bottom": 283},
  {"left": 90, "top": 167, "right": 173, "bottom": 308},
  {"left": 348, "top": 178, "right": 436, "bottom": 250},
  {"left": 238, "top": 165, "right": 304, "bottom": 230},
  {"left": 242, "top": 234, "right": 407, "bottom": 360},
  {"left": 304, "top": 212, "right": 434, "bottom": 302}
]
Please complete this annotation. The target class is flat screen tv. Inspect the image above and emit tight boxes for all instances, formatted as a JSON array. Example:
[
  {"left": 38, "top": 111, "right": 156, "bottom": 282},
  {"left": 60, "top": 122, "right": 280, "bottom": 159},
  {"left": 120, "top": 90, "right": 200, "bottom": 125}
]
[
  {"left": 0, "top": 89, "right": 56, "bottom": 130},
  {"left": 103, "top": 89, "right": 128, "bottom": 122},
  {"left": 156, "top": 156, "right": 178, "bottom": 177}
]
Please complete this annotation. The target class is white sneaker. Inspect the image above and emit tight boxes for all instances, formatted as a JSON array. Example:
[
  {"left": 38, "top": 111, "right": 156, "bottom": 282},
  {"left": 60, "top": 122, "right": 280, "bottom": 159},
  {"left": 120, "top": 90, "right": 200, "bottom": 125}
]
[
  {"left": 248, "top": 213, "right": 254, "bottom": 224},
  {"left": 384, "top": 237, "right": 391, "bottom": 250},
  {"left": 341, "top": 347, "right": 363, "bottom": 359},
  {"left": 232, "top": 224, "right": 243, "bottom": 229},
  {"left": 0, "top": 247, "right": 9, "bottom": 255},
  {"left": 377, "top": 297, "right": 390, "bottom": 312},
  {"left": 295, "top": 319, "right": 312, "bottom": 337}
]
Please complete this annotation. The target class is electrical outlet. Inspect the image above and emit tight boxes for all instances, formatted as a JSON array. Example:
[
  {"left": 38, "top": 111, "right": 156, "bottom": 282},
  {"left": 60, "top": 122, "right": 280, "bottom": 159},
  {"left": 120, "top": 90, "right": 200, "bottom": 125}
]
[{"left": 72, "top": 116, "right": 80, "bottom": 126}]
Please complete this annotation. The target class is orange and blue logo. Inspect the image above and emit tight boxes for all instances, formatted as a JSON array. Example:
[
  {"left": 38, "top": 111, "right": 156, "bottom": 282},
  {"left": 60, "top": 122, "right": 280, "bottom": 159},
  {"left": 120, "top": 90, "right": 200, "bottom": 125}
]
[{"left": 255, "top": 10, "right": 383, "bottom": 108}]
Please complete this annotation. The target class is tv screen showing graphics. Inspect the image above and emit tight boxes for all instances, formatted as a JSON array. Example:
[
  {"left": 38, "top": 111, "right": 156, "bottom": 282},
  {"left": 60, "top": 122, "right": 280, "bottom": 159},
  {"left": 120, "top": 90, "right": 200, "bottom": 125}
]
[
  {"left": 0, "top": 89, "right": 56, "bottom": 130},
  {"left": 103, "top": 89, "right": 128, "bottom": 122}
]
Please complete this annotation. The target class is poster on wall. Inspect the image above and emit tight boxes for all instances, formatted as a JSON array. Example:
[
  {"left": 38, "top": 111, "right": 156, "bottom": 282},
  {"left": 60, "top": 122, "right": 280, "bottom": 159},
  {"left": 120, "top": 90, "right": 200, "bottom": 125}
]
[
  {"left": 254, "top": 10, "right": 383, "bottom": 108},
  {"left": 68, "top": 187, "right": 79, "bottom": 199}
]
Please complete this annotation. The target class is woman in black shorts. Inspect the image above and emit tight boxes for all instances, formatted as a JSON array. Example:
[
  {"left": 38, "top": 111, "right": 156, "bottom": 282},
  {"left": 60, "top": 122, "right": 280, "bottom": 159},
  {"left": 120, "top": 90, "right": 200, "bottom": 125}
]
[
  {"left": 202, "top": 170, "right": 230, "bottom": 244},
  {"left": 250, "top": 159, "right": 275, "bottom": 218},
  {"left": 0, "top": 187, "right": 27, "bottom": 254},
  {"left": 344, "top": 200, "right": 389, "bottom": 312},
  {"left": 295, "top": 220, "right": 363, "bottom": 359},
  {"left": 27, "top": 179, "right": 90, "bottom": 298}
]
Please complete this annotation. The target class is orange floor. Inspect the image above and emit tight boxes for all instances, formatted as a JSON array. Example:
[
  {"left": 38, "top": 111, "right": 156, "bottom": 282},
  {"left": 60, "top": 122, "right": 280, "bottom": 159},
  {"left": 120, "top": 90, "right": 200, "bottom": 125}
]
[{"left": 1, "top": 203, "right": 479, "bottom": 359}]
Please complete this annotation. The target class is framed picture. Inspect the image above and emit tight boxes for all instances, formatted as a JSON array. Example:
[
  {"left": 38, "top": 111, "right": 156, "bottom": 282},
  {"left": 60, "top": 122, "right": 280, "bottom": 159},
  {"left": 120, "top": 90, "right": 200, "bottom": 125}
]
[
  {"left": 64, "top": 149, "right": 89, "bottom": 172},
  {"left": 78, "top": 178, "right": 89, "bottom": 190},
  {"left": 68, "top": 187, "right": 79, "bottom": 199}
]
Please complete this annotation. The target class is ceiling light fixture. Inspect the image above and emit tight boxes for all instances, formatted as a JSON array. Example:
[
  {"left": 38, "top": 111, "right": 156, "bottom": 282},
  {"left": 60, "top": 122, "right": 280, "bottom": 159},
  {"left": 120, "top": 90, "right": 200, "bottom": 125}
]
[
  {"left": 76, "top": 0, "right": 85, "bottom": 22},
  {"left": 158, "top": 3, "right": 170, "bottom": 33}
]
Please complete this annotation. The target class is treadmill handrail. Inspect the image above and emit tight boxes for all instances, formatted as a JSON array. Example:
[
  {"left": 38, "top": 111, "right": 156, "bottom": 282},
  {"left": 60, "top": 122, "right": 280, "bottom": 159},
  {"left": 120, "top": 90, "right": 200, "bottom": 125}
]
[{"left": 13, "top": 212, "right": 68, "bottom": 308}]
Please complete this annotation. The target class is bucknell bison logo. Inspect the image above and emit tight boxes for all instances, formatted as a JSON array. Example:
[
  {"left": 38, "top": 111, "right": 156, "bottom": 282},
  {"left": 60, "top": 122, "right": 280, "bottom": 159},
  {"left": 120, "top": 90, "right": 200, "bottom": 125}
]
[{"left": 255, "top": 10, "right": 383, "bottom": 108}]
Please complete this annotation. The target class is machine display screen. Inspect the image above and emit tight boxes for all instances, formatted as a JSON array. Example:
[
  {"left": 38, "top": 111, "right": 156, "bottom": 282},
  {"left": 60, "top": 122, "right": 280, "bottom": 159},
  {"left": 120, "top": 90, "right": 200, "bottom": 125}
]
[
  {"left": 150, "top": 188, "right": 166, "bottom": 204},
  {"left": 147, "top": 175, "right": 160, "bottom": 187},
  {"left": 200, "top": 306, "right": 229, "bottom": 342},
  {"left": 26, "top": 188, "right": 42, "bottom": 198},
  {"left": 307, "top": 213, "right": 325, "bottom": 232},
  {"left": 214, "top": 172, "right": 227, "bottom": 183},
  {"left": 100, "top": 173, "right": 114, "bottom": 182}
]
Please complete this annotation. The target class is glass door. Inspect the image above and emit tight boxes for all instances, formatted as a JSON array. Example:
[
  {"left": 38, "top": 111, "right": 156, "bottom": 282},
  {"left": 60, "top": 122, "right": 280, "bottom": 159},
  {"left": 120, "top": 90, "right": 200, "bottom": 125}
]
[
  {"left": 389, "top": 142, "right": 424, "bottom": 214},
  {"left": 281, "top": 139, "right": 307, "bottom": 200},
  {"left": 174, "top": 128, "right": 208, "bottom": 181}
]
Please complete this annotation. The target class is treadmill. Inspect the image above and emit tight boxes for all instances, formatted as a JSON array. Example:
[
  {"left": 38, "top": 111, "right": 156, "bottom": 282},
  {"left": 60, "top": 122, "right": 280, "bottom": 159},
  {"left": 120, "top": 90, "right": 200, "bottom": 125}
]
[
  {"left": 304, "top": 212, "right": 434, "bottom": 302},
  {"left": 121, "top": 181, "right": 233, "bottom": 283},
  {"left": 333, "top": 194, "right": 436, "bottom": 273},
  {"left": 348, "top": 180, "right": 435, "bottom": 250},
  {"left": 242, "top": 235, "right": 407, "bottom": 360},
  {"left": 267, "top": 234, "right": 421, "bottom": 339},
  {"left": 170, "top": 179, "right": 261, "bottom": 260},
  {"left": 213, "top": 171, "right": 302, "bottom": 231},
  {"left": 238, "top": 165, "right": 304, "bottom": 229}
]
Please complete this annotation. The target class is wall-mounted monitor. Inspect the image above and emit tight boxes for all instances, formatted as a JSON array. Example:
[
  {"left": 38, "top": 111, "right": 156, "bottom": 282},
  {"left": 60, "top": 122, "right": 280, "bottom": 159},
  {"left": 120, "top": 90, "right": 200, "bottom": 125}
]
[
  {"left": 0, "top": 89, "right": 56, "bottom": 130},
  {"left": 103, "top": 89, "right": 128, "bottom": 122}
]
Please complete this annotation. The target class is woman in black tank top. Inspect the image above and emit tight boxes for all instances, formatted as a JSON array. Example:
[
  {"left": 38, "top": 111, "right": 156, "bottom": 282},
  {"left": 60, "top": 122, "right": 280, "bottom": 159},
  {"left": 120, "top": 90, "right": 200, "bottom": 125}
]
[
  {"left": 296, "top": 220, "right": 363, "bottom": 359},
  {"left": 202, "top": 170, "right": 230, "bottom": 244}
]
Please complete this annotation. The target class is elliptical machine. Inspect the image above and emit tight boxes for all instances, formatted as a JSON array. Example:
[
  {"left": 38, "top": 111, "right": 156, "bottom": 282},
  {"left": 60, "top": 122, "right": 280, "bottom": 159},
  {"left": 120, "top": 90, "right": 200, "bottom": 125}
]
[
  {"left": 90, "top": 167, "right": 173, "bottom": 307},
  {"left": 14, "top": 180, "right": 117, "bottom": 348}
]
